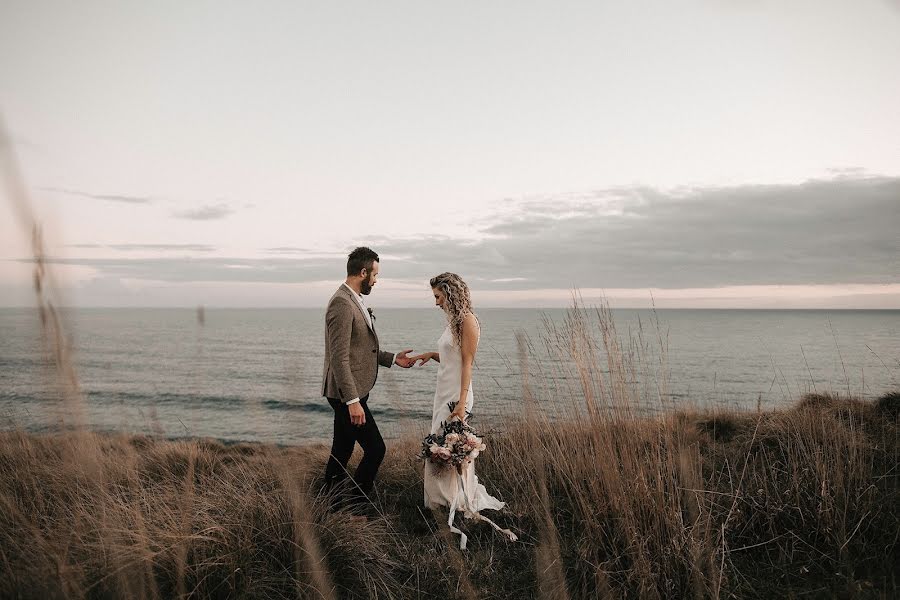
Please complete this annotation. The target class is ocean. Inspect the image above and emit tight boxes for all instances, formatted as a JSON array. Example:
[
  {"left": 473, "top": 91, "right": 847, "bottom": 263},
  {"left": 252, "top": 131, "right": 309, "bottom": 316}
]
[{"left": 1, "top": 307, "right": 897, "bottom": 444}]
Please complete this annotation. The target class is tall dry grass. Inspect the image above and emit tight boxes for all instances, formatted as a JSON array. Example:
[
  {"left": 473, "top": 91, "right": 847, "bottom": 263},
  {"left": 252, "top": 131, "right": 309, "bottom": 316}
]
[
  {"left": 2, "top": 119, "right": 898, "bottom": 597},
  {"left": 1, "top": 303, "right": 896, "bottom": 598}
]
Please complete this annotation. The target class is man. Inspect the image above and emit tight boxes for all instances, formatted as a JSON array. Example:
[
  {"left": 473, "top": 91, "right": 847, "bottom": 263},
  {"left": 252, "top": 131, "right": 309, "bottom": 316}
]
[{"left": 322, "top": 246, "right": 414, "bottom": 511}]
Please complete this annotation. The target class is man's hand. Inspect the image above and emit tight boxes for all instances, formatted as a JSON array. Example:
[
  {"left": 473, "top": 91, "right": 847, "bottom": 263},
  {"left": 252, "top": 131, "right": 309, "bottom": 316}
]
[
  {"left": 348, "top": 402, "right": 366, "bottom": 426},
  {"left": 394, "top": 349, "right": 415, "bottom": 368}
]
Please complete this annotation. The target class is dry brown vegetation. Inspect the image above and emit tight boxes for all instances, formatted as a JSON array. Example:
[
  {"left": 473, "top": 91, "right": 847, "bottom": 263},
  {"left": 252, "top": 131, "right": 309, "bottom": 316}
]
[
  {"left": 1, "top": 129, "right": 897, "bottom": 597},
  {"left": 0, "top": 389, "right": 898, "bottom": 599}
]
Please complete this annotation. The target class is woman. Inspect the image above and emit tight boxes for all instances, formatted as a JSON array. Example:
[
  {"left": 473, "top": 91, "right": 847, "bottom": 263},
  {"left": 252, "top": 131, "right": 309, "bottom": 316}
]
[{"left": 410, "top": 273, "right": 516, "bottom": 548}]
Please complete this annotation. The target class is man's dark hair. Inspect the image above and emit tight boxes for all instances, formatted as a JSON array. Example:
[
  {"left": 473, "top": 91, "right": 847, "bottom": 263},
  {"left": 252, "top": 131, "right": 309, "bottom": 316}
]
[{"left": 347, "top": 247, "right": 379, "bottom": 276}]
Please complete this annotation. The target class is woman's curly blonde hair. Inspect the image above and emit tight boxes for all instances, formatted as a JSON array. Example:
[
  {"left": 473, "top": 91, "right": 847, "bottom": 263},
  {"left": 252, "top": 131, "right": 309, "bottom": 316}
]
[{"left": 430, "top": 272, "right": 478, "bottom": 346}]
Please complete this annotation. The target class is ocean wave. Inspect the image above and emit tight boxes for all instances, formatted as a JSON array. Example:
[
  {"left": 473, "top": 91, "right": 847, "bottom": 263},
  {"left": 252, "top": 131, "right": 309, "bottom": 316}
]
[
  {"left": 0, "top": 357, "right": 44, "bottom": 370},
  {"left": 260, "top": 398, "right": 430, "bottom": 421},
  {"left": 261, "top": 399, "right": 332, "bottom": 414},
  {"left": 2, "top": 389, "right": 431, "bottom": 422},
  {"left": 85, "top": 390, "right": 249, "bottom": 409}
]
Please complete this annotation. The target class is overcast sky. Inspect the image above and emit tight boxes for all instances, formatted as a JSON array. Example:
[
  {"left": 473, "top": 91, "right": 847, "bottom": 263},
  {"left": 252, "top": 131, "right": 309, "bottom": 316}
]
[{"left": 1, "top": 1, "right": 898, "bottom": 308}]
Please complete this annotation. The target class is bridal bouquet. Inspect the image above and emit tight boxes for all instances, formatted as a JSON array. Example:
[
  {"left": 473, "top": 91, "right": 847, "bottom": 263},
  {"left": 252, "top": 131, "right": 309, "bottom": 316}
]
[{"left": 420, "top": 405, "right": 486, "bottom": 469}]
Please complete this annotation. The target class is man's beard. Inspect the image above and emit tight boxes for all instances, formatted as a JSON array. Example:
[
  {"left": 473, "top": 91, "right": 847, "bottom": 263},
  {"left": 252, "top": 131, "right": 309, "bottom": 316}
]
[{"left": 360, "top": 276, "right": 373, "bottom": 295}]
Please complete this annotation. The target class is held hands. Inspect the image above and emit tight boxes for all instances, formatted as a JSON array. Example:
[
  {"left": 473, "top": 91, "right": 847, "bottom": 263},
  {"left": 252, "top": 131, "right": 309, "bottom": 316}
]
[
  {"left": 394, "top": 349, "right": 440, "bottom": 368},
  {"left": 394, "top": 349, "right": 415, "bottom": 368},
  {"left": 410, "top": 352, "right": 435, "bottom": 366}
]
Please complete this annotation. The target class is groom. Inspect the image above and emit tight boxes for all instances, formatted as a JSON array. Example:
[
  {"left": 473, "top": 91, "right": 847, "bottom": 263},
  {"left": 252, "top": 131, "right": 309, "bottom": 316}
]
[{"left": 322, "top": 246, "right": 414, "bottom": 511}]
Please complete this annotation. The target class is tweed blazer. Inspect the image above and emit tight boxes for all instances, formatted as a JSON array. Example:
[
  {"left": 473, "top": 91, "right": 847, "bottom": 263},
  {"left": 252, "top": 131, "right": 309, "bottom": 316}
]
[{"left": 321, "top": 284, "right": 394, "bottom": 402}]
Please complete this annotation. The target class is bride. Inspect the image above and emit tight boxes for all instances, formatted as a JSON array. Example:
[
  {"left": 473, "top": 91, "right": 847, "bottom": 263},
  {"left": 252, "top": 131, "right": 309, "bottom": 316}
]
[{"left": 410, "top": 272, "right": 516, "bottom": 549}]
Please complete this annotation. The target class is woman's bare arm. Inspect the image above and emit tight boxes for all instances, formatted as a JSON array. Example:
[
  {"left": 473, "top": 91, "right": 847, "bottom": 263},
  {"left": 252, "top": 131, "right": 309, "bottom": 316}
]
[{"left": 451, "top": 314, "right": 479, "bottom": 420}]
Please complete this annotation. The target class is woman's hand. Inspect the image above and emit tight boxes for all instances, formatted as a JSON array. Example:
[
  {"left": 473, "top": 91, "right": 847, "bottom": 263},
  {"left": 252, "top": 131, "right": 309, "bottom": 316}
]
[
  {"left": 411, "top": 352, "right": 436, "bottom": 366},
  {"left": 449, "top": 402, "right": 468, "bottom": 422}
]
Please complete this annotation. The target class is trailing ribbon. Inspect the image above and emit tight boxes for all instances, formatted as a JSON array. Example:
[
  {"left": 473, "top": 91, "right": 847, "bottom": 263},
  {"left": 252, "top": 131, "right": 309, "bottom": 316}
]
[
  {"left": 446, "top": 463, "right": 518, "bottom": 550},
  {"left": 447, "top": 474, "right": 468, "bottom": 550},
  {"left": 469, "top": 511, "right": 519, "bottom": 543}
]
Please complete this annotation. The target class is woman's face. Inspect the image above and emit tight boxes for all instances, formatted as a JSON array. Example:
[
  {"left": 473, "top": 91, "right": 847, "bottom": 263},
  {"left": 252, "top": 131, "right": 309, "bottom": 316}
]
[{"left": 432, "top": 287, "right": 446, "bottom": 310}]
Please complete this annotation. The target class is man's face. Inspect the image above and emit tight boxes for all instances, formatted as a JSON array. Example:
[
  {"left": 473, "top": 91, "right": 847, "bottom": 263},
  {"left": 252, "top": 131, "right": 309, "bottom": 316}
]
[{"left": 360, "top": 261, "right": 379, "bottom": 295}]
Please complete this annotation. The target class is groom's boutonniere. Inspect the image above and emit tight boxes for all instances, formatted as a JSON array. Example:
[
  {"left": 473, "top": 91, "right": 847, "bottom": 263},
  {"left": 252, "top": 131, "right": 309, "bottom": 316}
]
[{"left": 367, "top": 307, "right": 376, "bottom": 323}]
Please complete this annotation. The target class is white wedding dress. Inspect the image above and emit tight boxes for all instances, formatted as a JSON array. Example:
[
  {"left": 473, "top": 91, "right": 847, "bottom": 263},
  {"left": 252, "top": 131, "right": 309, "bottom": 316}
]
[{"left": 423, "top": 324, "right": 516, "bottom": 549}]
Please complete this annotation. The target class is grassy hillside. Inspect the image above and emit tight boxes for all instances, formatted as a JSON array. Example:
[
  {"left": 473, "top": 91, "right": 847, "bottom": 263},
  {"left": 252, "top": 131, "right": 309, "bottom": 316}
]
[{"left": 1, "top": 391, "right": 897, "bottom": 599}]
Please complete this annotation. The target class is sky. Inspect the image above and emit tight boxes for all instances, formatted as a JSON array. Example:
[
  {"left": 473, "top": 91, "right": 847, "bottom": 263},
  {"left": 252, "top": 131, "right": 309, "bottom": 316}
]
[{"left": 0, "top": 0, "right": 898, "bottom": 308}]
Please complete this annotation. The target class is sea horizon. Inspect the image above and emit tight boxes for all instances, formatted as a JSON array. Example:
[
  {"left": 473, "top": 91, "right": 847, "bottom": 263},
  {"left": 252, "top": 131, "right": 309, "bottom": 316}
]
[{"left": 2, "top": 307, "right": 897, "bottom": 445}]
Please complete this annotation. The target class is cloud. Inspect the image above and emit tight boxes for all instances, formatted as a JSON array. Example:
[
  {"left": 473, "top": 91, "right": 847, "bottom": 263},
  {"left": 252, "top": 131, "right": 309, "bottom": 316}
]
[
  {"left": 13, "top": 257, "right": 344, "bottom": 284},
  {"left": 40, "top": 187, "right": 153, "bottom": 204},
  {"left": 108, "top": 244, "right": 216, "bottom": 252},
  {"left": 265, "top": 247, "right": 313, "bottom": 254},
  {"left": 73, "top": 276, "right": 139, "bottom": 303},
  {"left": 9, "top": 133, "right": 45, "bottom": 155},
  {"left": 16, "top": 175, "right": 899, "bottom": 291},
  {"left": 0, "top": 284, "right": 34, "bottom": 306},
  {"left": 66, "top": 244, "right": 216, "bottom": 252},
  {"left": 263, "top": 247, "right": 350, "bottom": 259},
  {"left": 368, "top": 175, "right": 900, "bottom": 289},
  {"left": 172, "top": 203, "right": 233, "bottom": 220}
]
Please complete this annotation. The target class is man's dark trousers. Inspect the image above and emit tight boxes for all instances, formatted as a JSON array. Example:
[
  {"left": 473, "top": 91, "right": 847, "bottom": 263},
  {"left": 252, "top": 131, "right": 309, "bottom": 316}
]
[{"left": 323, "top": 395, "right": 386, "bottom": 507}]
